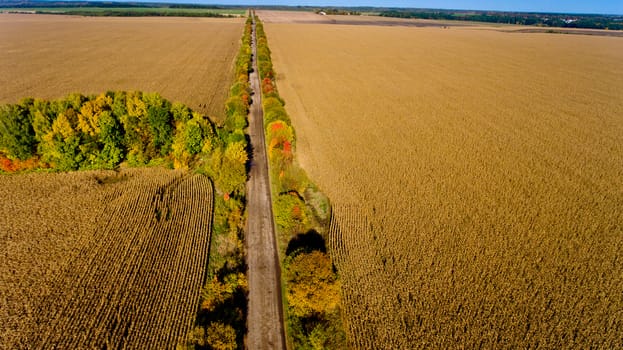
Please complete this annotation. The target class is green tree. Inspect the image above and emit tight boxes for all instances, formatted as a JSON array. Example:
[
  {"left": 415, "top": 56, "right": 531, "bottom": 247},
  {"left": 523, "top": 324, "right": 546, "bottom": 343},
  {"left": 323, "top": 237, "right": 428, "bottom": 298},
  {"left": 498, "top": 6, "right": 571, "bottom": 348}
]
[
  {"left": 111, "top": 91, "right": 128, "bottom": 120},
  {"left": 41, "top": 112, "right": 82, "bottom": 170},
  {"left": 172, "top": 112, "right": 215, "bottom": 168},
  {"left": 274, "top": 193, "right": 309, "bottom": 234},
  {"left": 0, "top": 102, "right": 36, "bottom": 160},
  {"left": 224, "top": 95, "right": 248, "bottom": 131},
  {"left": 171, "top": 102, "right": 191, "bottom": 123},
  {"left": 185, "top": 117, "right": 204, "bottom": 155},
  {"left": 74, "top": 94, "right": 115, "bottom": 168},
  {"left": 32, "top": 109, "right": 53, "bottom": 144},
  {"left": 29, "top": 98, "right": 55, "bottom": 143},
  {"left": 144, "top": 93, "right": 173, "bottom": 156},
  {"left": 96, "top": 110, "right": 124, "bottom": 168}
]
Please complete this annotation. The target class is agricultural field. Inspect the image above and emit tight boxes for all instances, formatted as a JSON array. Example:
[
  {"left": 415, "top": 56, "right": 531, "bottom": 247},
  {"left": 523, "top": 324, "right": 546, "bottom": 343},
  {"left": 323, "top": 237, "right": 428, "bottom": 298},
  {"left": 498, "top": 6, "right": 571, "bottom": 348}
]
[
  {"left": 0, "top": 14, "right": 243, "bottom": 121},
  {"left": 262, "top": 14, "right": 623, "bottom": 348},
  {"left": 0, "top": 167, "right": 213, "bottom": 348},
  {"left": 0, "top": 7, "right": 246, "bottom": 16}
]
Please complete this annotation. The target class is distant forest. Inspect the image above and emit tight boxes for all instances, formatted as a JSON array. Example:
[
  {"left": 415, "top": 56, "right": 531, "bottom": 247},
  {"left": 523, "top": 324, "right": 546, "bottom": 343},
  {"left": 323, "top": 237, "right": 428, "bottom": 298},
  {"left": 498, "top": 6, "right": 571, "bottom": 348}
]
[
  {"left": 2, "top": 1, "right": 622, "bottom": 30},
  {"left": 378, "top": 9, "right": 623, "bottom": 30},
  {"left": 0, "top": 0, "right": 245, "bottom": 17},
  {"left": 0, "top": 0, "right": 238, "bottom": 9}
]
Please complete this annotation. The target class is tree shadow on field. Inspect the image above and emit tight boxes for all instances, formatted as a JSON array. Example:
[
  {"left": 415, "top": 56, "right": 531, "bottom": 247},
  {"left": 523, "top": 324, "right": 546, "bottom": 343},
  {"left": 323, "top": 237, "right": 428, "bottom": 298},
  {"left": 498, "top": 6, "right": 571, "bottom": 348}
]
[{"left": 285, "top": 229, "right": 326, "bottom": 257}]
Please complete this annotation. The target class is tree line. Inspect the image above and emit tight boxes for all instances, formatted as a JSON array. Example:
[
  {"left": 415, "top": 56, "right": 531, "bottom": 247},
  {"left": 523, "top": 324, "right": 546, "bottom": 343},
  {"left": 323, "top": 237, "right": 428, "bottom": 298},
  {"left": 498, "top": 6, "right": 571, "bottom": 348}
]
[
  {"left": 0, "top": 91, "right": 212, "bottom": 171},
  {"left": 255, "top": 17, "right": 347, "bottom": 349},
  {"left": 0, "top": 1, "right": 241, "bottom": 18},
  {"left": 35, "top": 10, "right": 235, "bottom": 18},
  {"left": 379, "top": 9, "right": 623, "bottom": 30}
]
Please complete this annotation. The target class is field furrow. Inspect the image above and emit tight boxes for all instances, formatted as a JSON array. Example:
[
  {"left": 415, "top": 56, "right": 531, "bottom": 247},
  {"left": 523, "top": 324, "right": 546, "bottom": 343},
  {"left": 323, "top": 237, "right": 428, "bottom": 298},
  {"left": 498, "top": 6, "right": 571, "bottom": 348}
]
[{"left": 0, "top": 167, "right": 213, "bottom": 349}]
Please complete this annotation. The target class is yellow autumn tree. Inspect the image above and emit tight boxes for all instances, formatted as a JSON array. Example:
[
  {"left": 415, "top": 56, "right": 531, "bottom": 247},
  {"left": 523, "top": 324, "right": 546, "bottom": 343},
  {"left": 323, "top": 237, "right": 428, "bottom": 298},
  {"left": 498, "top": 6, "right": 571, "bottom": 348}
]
[
  {"left": 200, "top": 272, "right": 248, "bottom": 313},
  {"left": 286, "top": 250, "right": 341, "bottom": 318},
  {"left": 40, "top": 111, "right": 81, "bottom": 170},
  {"left": 77, "top": 93, "right": 112, "bottom": 137},
  {"left": 206, "top": 322, "right": 237, "bottom": 350}
]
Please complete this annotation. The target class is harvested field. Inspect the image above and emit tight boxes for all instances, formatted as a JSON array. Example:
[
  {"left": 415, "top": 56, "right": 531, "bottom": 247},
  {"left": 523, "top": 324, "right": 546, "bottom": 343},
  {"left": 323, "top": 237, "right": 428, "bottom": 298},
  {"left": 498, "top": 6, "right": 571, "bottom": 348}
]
[
  {"left": 258, "top": 10, "right": 495, "bottom": 28},
  {"left": 265, "top": 19, "right": 623, "bottom": 348},
  {"left": 255, "top": 10, "right": 332, "bottom": 24},
  {"left": 257, "top": 11, "right": 623, "bottom": 36},
  {"left": 0, "top": 167, "right": 213, "bottom": 349},
  {"left": 0, "top": 14, "right": 243, "bottom": 121}
]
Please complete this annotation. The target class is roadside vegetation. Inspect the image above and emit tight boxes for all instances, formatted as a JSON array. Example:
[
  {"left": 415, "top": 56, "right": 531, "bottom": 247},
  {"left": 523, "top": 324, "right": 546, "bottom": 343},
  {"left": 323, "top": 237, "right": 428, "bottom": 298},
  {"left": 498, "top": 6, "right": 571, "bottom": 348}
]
[
  {"left": 255, "top": 17, "right": 347, "bottom": 349},
  {"left": 178, "top": 15, "right": 253, "bottom": 350}
]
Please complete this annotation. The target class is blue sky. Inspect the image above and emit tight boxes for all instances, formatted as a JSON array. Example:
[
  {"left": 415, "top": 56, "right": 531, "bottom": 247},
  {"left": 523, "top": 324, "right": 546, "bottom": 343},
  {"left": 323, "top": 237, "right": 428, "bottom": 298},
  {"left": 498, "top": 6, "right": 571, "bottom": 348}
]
[{"left": 198, "top": 1, "right": 623, "bottom": 15}]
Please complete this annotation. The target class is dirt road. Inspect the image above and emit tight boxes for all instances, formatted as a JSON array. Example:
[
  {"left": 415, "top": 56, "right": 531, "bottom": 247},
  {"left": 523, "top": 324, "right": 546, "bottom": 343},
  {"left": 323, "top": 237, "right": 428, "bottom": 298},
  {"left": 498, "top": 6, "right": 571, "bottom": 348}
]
[{"left": 245, "top": 14, "right": 287, "bottom": 350}]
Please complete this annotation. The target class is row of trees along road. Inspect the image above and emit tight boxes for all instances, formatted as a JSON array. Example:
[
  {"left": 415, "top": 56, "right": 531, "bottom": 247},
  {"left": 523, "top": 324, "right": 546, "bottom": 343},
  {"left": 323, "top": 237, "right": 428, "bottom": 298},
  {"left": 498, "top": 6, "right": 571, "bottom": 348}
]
[{"left": 255, "top": 17, "right": 347, "bottom": 349}]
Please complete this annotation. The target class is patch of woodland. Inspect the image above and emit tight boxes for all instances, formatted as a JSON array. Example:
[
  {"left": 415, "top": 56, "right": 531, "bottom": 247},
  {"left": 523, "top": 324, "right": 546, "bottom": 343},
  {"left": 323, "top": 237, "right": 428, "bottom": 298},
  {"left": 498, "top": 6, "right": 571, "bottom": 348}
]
[
  {"left": 255, "top": 17, "right": 347, "bottom": 349},
  {"left": 0, "top": 91, "right": 202, "bottom": 171}
]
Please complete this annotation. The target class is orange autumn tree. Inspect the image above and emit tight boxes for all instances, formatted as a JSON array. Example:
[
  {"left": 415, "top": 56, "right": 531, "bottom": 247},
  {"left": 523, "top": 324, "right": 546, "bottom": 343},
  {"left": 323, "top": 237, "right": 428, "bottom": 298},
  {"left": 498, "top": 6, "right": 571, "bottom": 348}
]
[
  {"left": 261, "top": 77, "right": 275, "bottom": 95},
  {"left": 0, "top": 154, "right": 38, "bottom": 172},
  {"left": 266, "top": 120, "right": 294, "bottom": 164}
]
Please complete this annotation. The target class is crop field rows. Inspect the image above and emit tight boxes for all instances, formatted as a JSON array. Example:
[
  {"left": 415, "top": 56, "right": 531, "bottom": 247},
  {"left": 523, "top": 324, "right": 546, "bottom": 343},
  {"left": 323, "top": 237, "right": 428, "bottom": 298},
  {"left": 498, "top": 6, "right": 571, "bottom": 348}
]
[
  {"left": 0, "top": 167, "right": 213, "bottom": 349},
  {"left": 265, "top": 17, "right": 623, "bottom": 348},
  {"left": 0, "top": 14, "right": 242, "bottom": 121}
]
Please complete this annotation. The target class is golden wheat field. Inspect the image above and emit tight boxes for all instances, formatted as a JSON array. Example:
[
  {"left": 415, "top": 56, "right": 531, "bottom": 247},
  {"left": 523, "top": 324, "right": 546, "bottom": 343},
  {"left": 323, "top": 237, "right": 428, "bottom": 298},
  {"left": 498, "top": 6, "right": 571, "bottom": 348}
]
[
  {"left": 0, "top": 167, "right": 213, "bottom": 349},
  {"left": 264, "top": 17, "right": 623, "bottom": 348},
  {"left": 0, "top": 14, "right": 242, "bottom": 120}
]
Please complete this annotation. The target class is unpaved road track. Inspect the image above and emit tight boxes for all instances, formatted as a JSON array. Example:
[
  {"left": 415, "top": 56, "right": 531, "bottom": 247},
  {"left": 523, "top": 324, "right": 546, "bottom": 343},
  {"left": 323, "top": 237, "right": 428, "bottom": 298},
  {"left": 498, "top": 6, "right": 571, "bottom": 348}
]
[{"left": 245, "top": 14, "right": 287, "bottom": 350}]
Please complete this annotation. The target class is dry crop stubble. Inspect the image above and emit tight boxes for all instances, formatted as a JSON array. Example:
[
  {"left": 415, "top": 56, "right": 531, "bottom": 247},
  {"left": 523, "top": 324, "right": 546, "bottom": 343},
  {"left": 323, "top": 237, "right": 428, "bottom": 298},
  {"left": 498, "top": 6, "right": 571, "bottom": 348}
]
[
  {"left": 265, "top": 21, "right": 623, "bottom": 348},
  {"left": 0, "top": 167, "right": 214, "bottom": 349},
  {"left": 0, "top": 14, "right": 242, "bottom": 121}
]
